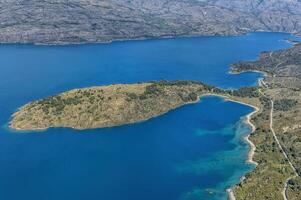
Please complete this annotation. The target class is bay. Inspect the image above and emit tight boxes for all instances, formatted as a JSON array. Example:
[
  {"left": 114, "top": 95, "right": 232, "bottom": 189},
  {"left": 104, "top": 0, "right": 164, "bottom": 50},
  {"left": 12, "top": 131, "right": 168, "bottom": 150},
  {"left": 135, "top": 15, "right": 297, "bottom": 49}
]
[{"left": 0, "top": 32, "right": 298, "bottom": 200}]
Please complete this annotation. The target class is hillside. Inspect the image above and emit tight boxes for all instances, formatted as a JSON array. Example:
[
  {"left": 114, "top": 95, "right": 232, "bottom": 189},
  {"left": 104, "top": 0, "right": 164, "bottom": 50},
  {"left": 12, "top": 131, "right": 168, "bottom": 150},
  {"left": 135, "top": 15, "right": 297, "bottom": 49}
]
[{"left": 1, "top": 0, "right": 301, "bottom": 44}]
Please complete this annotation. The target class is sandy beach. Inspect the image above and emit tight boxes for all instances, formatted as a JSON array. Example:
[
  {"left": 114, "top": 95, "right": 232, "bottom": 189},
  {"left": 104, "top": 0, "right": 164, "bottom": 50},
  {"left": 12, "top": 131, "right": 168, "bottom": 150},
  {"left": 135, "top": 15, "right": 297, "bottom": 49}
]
[
  {"left": 200, "top": 94, "right": 260, "bottom": 200},
  {"left": 224, "top": 97, "right": 260, "bottom": 200},
  {"left": 226, "top": 104, "right": 259, "bottom": 200},
  {"left": 227, "top": 188, "right": 236, "bottom": 200},
  {"left": 243, "top": 107, "right": 259, "bottom": 166}
]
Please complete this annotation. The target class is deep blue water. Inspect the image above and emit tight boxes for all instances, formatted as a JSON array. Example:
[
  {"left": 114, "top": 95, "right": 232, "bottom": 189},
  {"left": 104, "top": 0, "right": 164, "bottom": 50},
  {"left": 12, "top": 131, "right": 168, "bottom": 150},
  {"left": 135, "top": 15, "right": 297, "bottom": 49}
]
[{"left": 0, "top": 32, "right": 298, "bottom": 200}]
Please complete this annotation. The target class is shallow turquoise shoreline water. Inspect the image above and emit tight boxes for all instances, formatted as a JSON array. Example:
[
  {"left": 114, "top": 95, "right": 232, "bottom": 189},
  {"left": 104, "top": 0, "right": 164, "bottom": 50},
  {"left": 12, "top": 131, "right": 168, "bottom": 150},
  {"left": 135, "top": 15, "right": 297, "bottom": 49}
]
[{"left": 0, "top": 32, "right": 298, "bottom": 200}]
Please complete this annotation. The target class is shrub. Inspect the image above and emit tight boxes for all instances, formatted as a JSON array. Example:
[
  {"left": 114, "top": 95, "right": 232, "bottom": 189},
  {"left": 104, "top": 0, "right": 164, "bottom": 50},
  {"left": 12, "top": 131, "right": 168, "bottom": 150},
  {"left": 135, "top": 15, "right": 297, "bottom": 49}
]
[{"left": 274, "top": 99, "right": 298, "bottom": 111}]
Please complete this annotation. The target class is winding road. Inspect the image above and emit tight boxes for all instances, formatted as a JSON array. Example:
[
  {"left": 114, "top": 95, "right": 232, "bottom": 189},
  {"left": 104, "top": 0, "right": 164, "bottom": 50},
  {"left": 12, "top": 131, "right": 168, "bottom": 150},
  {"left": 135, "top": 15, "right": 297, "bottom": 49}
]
[
  {"left": 261, "top": 79, "right": 298, "bottom": 200},
  {"left": 270, "top": 99, "right": 298, "bottom": 200}
]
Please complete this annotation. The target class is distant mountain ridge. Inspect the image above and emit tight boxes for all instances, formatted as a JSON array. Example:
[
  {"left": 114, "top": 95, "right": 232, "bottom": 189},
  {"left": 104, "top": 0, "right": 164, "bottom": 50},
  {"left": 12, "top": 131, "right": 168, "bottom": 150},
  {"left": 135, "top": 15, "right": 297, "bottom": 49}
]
[{"left": 1, "top": 0, "right": 301, "bottom": 44}]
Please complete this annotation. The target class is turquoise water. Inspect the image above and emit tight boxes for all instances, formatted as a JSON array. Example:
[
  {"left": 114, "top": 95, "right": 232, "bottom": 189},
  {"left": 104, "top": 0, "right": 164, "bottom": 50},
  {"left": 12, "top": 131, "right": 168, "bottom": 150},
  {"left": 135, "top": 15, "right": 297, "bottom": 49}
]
[{"left": 0, "top": 32, "right": 298, "bottom": 200}]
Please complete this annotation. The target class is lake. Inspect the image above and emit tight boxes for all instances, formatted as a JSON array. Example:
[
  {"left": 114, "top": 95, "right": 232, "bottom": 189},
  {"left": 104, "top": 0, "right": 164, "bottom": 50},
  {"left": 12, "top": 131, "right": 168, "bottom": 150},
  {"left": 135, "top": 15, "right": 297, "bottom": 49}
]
[{"left": 0, "top": 32, "right": 298, "bottom": 200}]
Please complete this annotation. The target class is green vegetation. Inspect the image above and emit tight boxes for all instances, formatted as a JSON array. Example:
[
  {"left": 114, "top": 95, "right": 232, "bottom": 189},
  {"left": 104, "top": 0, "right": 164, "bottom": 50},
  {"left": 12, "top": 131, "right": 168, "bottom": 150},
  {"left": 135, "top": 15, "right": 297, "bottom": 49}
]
[
  {"left": 231, "top": 44, "right": 301, "bottom": 199},
  {"left": 11, "top": 79, "right": 261, "bottom": 132},
  {"left": 10, "top": 81, "right": 216, "bottom": 130},
  {"left": 234, "top": 95, "right": 294, "bottom": 200},
  {"left": 274, "top": 99, "right": 297, "bottom": 111},
  {"left": 231, "top": 87, "right": 260, "bottom": 98}
]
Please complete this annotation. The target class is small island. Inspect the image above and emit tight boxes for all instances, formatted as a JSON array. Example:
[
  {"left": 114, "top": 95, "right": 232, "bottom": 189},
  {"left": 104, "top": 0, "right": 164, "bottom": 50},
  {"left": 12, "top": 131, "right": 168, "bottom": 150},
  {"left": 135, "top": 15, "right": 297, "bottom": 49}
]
[{"left": 10, "top": 81, "right": 220, "bottom": 131}]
